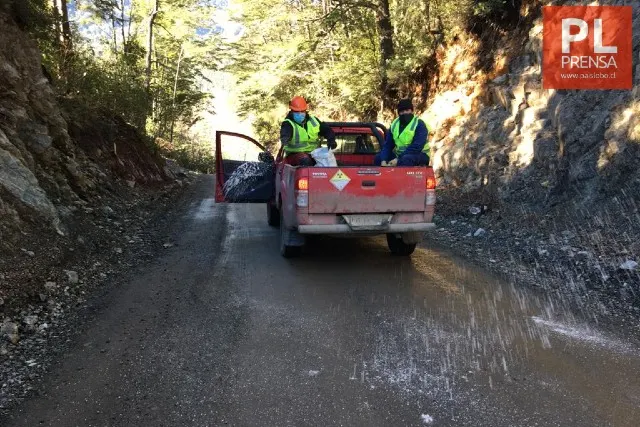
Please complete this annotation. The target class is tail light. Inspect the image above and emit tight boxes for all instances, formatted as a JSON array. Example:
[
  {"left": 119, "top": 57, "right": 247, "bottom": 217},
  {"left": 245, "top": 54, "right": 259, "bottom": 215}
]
[
  {"left": 426, "top": 173, "right": 436, "bottom": 206},
  {"left": 296, "top": 177, "right": 309, "bottom": 207},
  {"left": 426, "top": 176, "right": 437, "bottom": 190},
  {"left": 297, "top": 178, "right": 309, "bottom": 191}
]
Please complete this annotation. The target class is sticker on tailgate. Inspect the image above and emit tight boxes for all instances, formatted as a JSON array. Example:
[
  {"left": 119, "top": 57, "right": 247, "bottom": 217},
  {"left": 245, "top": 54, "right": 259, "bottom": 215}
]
[
  {"left": 357, "top": 169, "right": 381, "bottom": 176},
  {"left": 330, "top": 169, "right": 351, "bottom": 191}
]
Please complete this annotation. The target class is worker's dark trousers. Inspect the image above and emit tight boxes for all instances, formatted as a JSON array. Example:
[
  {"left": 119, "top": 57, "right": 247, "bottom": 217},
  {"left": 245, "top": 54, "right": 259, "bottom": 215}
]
[
  {"left": 284, "top": 152, "right": 315, "bottom": 166},
  {"left": 374, "top": 152, "right": 429, "bottom": 166}
]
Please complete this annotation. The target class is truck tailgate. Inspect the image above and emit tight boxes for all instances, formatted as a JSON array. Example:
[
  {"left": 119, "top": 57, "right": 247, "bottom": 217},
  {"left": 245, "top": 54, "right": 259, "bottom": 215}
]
[{"left": 307, "top": 167, "right": 427, "bottom": 214}]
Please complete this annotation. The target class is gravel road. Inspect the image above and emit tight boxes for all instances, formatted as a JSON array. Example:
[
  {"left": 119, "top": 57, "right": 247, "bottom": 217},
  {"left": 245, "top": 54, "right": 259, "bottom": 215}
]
[{"left": 3, "top": 175, "right": 639, "bottom": 427}]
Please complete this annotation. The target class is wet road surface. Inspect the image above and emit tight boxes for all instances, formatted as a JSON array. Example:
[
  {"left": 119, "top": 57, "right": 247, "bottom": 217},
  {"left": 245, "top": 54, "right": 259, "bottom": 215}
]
[{"left": 4, "top": 175, "right": 640, "bottom": 426}]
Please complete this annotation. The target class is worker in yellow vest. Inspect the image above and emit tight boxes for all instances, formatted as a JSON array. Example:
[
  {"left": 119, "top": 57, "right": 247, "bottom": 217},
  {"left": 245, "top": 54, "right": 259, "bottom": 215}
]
[
  {"left": 375, "top": 98, "right": 430, "bottom": 167},
  {"left": 280, "top": 96, "right": 337, "bottom": 166}
]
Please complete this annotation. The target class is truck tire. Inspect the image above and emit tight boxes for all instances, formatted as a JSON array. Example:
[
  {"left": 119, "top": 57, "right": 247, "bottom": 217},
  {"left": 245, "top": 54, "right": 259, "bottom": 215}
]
[
  {"left": 280, "top": 210, "right": 302, "bottom": 258},
  {"left": 267, "top": 202, "right": 280, "bottom": 227},
  {"left": 386, "top": 233, "right": 416, "bottom": 256}
]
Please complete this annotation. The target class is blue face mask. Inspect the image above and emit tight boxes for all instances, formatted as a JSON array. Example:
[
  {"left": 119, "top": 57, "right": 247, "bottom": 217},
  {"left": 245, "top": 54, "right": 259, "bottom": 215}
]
[{"left": 292, "top": 112, "right": 306, "bottom": 124}]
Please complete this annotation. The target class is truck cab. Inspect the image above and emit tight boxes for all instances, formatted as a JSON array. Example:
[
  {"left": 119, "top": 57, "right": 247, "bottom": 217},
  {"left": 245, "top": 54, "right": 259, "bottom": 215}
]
[{"left": 215, "top": 122, "right": 436, "bottom": 258}]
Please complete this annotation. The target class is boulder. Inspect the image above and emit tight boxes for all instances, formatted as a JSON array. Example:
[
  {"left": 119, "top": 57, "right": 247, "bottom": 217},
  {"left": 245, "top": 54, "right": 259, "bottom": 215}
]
[
  {"left": 17, "top": 120, "right": 52, "bottom": 154},
  {"left": 0, "top": 130, "right": 59, "bottom": 225},
  {"left": 490, "top": 86, "right": 515, "bottom": 110}
]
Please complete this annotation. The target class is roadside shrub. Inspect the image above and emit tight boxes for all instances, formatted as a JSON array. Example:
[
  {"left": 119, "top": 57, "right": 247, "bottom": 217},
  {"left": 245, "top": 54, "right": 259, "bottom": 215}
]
[{"left": 63, "top": 49, "right": 149, "bottom": 130}]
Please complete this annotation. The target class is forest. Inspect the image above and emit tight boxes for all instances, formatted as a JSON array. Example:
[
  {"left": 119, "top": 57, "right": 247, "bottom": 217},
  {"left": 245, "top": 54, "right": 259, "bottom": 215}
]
[{"left": 13, "top": 0, "right": 520, "bottom": 157}]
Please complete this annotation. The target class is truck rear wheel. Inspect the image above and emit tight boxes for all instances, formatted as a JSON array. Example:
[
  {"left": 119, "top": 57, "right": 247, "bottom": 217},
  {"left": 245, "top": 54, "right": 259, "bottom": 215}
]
[
  {"left": 267, "top": 202, "right": 280, "bottom": 227},
  {"left": 386, "top": 233, "right": 416, "bottom": 256},
  {"left": 280, "top": 210, "right": 302, "bottom": 258}
]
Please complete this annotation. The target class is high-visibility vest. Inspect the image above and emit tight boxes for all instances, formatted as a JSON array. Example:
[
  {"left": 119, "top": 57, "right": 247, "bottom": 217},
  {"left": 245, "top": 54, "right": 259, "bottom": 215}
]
[
  {"left": 283, "top": 115, "right": 321, "bottom": 154},
  {"left": 390, "top": 115, "right": 430, "bottom": 156}
]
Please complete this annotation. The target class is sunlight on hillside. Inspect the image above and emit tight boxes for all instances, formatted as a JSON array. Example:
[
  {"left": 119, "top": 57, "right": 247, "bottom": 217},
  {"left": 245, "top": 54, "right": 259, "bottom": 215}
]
[{"left": 188, "top": 71, "right": 258, "bottom": 161}]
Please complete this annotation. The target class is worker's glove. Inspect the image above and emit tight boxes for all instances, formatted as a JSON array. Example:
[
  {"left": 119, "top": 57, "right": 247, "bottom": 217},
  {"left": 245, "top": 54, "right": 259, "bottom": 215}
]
[
  {"left": 388, "top": 158, "right": 398, "bottom": 167},
  {"left": 327, "top": 140, "right": 337, "bottom": 150}
]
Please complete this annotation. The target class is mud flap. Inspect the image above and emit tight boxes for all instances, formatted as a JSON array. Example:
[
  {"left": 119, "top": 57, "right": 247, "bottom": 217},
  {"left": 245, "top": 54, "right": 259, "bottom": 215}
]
[
  {"left": 283, "top": 226, "right": 306, "bottom": 247},
  {"left": 402, "top": 231, "right": 423, "bottom": 245}
]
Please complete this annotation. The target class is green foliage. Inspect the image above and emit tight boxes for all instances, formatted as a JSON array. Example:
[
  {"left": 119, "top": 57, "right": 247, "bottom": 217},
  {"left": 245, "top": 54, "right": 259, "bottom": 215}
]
[
  {"left": 472, "top": 0, "right": 508, "bottom": 19},
  {"left": 227, "top": 0, "right": 385, "bottom": 129},
  {"left": 13, "top": 0, "right": 521, "bottom": 170},
  {"left": 64, "top": 48, "right": 150, "bottom": 129},
  {"left": 253, "top": 114, "right": 284, "bottom": 151},
  {"left": 225, "top": 0, "right": 515, "bottom": 137},
  {"left": 11, "top": 0, "right": 52, "bottom": 33},
  {"left": 17, "top": 0, "right": 223, "bottom": 171},
  {"left": 159, "top": 134, "right": 216, "bottom": 173}
]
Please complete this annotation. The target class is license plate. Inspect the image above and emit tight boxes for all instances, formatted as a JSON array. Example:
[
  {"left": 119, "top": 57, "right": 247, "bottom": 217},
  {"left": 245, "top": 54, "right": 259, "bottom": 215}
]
[{"left": 343, "top": 214, "right": 392, "bottom": 230}]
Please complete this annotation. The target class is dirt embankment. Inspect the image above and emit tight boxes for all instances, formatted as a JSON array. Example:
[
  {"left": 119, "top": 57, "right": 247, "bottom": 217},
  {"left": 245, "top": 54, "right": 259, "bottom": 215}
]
[
  {"left": 0, "top": 4, "right": 200, "bottom": 405},
  {"left": 0, "top": 8, "right": 190, "bottom": 319}
]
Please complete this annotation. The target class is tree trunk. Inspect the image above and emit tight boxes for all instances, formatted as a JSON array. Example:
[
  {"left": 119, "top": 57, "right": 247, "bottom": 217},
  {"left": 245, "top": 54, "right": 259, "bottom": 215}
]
[
  {"left": 151, "top": 53, "right": 167, "bottom": 140},
  {"left": 111, "top": 16, "right": 118, "bottom": 53},
  {"left": 424, "top": 0, "right": 430, "bottom": 31},
  {"left": 57, "top": 0, "right": 72, "bottom": 52},
  {"left": 127, "top": 1, "right": 134, "bottom": 52},
  {"left": 51, "top": 0, "right": 61, "bottom": 44},
  {"left": 145, "top": 0, "right": 159, "bottom": 94},
  {"left": 376, "top": 0, "right": 394, "bottom": 64},
  {"left": 170, "top": 45, "right": 185, "bottom": 144},
  {"left": 120, "top": 0, "right": 127, "bottom": 54},
  {"left": 376, "top": 0, "right": 395, "bottom": 111}
]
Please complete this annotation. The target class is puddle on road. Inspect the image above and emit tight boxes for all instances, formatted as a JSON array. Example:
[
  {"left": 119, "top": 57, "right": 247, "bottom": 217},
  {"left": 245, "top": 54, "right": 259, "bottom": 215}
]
[
  {"left": 360, "top": 244, "right": 640, "bottom": 424},
  {"left": 192, "top": 198, "right": 216, "bottom": 221},
  {"left": 224, "top": 205, "right": 277, "bottom": 240},
  {"left": 531, "top": 316, "right": 636, "bottom": 355},
  {"left": 221, "top": 204, "right": 640, "bottom": 425}
]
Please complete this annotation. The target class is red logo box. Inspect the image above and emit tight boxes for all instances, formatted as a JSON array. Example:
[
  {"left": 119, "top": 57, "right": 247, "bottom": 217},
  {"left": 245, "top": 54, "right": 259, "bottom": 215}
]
[{"left": 543, "top": 6, "right": 633, "bottom": 90}]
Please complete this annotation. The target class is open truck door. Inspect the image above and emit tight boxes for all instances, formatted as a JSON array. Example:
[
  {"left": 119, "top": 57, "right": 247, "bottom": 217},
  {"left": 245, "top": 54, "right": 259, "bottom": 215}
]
[{"left": 215, "top": 131, "right": 275, "bottom": 203}]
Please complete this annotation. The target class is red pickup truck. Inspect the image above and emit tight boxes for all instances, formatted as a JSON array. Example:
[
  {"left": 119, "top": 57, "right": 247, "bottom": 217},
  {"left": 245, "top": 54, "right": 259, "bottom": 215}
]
[{"left": 215, "top": 122, "right": 436, "bottom": 257}]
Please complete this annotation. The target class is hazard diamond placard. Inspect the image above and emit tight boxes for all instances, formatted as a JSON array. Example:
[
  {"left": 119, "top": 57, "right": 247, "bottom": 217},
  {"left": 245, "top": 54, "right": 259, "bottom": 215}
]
[{"left": 330, "top": 169, "right": 351, "bottom": 191}]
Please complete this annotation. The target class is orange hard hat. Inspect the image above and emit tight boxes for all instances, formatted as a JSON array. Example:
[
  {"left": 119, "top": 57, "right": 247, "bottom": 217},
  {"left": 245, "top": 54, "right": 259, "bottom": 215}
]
[{"left": 289, "top": 96, "right": 308, "bottom": 112}]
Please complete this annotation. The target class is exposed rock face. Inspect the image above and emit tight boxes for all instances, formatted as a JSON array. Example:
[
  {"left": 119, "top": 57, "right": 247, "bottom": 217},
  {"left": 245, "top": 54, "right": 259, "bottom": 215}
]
[
  {"left": 0, "top": 9, "right": 168, "bottom": 247},
  {"left": 425, "top": 2, "right": 640, "bottom": 212},
  {"left": 0, "top": 11, "right": 69, "bottom": 233},
  {"left": 0, "top": 129, "right": 59, "bottom": 226},
  {"left": 422, "top": 2, "right": 640, "bottom": 316}
]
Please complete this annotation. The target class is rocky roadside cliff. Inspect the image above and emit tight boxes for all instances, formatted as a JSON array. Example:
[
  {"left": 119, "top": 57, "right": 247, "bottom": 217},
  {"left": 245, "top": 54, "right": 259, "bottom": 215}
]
[
  {"left": 0, "top": 5, "right": 199, "bottom": 409},
  {"left": 0, "top": 7, "right": 190, "bottom": 319},
  {"left": 422, "top": 1, "right": 640, "bottom": 324}
]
